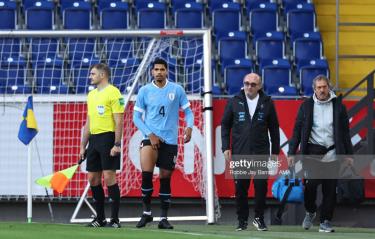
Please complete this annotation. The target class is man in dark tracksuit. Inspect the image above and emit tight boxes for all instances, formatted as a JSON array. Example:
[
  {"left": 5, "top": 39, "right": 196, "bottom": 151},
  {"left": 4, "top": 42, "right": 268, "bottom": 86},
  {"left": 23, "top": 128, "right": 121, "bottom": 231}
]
[
  {"left": 287, "top": 75, "right": 353, "bottom": 233},
  {"left": 221, "top": 73, "right": 280, "bottom": 231}
]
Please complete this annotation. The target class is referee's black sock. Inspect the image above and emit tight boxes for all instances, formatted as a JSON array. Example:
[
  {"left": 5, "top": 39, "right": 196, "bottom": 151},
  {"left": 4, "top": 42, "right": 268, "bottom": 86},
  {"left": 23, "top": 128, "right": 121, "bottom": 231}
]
[
  {"left": 159, "top": 177, "right": 171, "bottom": 218},
  {"left": 108, "top": 183, "right": 120, "bottom": 221},
  {"left": 91, "top": 184, "right": 105, "bottom": 220},
  {"left": 141, "top": 171, "right": 153, "bottom": 212}
]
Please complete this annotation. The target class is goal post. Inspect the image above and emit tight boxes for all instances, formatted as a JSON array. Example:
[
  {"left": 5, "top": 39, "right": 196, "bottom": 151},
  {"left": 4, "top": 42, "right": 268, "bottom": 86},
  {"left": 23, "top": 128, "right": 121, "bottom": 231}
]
[{"left": 0, "top": 29, "right": 216, "bottom": 224}]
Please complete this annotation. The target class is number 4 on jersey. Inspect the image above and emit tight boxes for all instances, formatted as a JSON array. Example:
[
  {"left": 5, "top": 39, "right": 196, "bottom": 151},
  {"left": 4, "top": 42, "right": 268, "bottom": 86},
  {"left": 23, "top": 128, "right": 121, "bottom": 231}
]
[{"left": 159, "top": 106, "right": 165, "bottom": 117}]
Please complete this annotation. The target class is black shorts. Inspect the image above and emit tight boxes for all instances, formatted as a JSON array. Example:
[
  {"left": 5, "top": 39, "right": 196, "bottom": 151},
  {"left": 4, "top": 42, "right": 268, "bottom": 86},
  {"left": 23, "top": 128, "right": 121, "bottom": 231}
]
[
  {"left": 86, "top": 132, "right": 120, "bottom": 172},
  {"left": 141, "top": 139, "right": 178, "bottom": 171}
]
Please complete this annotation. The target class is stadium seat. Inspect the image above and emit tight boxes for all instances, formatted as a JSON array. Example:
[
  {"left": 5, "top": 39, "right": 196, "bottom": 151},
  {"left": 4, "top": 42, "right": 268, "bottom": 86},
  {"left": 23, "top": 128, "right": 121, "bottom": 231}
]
[
  {"left": 218, "top": 31, "right": 247, "bottom": 66},
  {"left": 105, "top": 38, "right": 134, "bottom": 63},
  {"left": 246, "top": 0, "right": 272, "bottom": 13},
  {"left": 287, "top": 3, "right": 316, "bottom": 42},
  {"left": 0, "top": 56, "right": 31, "bottom": 94},
  {"left": 66, "top": 38, "right": 96, "bottom": 63},
  {"left": 25, "top": 1, "right": 54, "bottom": 30},
  {"left": 100, "top": 2, "right": 129, "bottom": 29},
  {"left": 97, "top": 0, "right": 122, "bottom": 12},
  {"left": 249, "top": 2, "right": 278, "bottom": 36},
  {"left": 293, "top": 32, "right": 322, "bottom": 70},
  {"left": 208, "top": 0, "right": 235, "bottom": 13},
  {"left": 137, "top": 2, "right": 166, "bottom": 29},
  {"left": 256, "top": 31, "right": 285, "bottom": 66},
  {"left": 29, "top": 38, "right": 59, "bottom": 61},
  {"left": 60, "top": 0, "right": 89, "bottom": 12},
  {"left": 0, "top": 38, "right": 21, "bottom": 59},
  {"left": 179, "top": 38, "right": 203, "bottom": 66},
  {"left": 185, "top": 59, "right": 217, "bottom": 94},
  {"left": 224, "top": 58, "right": 253, "bottom": 94},
  {"left": 300, "top": 59, "right": 329, "bottom": 96},
  {"left": 71, "top": 57, "right": 100, "bottom": 94},
  {"left": 109, "top": 58, "right": 140, "bottom": 93},
  {"left": 134, "top": 0, "right": 159, "bottom": 11},
  {"left": 63, "top": 1, "right": 91, "bottom": 29},
  {"left": 282, "top": 0, "right": 309, "bottom": 13},
  {"left": 261, "top": 59, "right": 294, "bottom": 95},
  {"left": 171, "top": 0, "right": 196, "bottom": 13},
  {"left": 0, "top": 1, "right": 17, "bottom": 29},
  {"left": 212, "top": 2, "right": 241, "bottom": 40},
  {"left": 34, "top": 57, "right": 69, "bottom": 94},
  {"left": 175, "top": 2, "right": 204, "bottom": 29}
]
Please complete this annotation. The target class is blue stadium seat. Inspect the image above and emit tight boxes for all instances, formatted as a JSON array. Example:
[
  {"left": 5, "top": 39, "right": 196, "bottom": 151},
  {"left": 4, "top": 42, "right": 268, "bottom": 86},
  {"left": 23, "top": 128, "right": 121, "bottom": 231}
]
[
  {"left": 212, "top": 3, "right": 241, "bottom": 40},
  {"left": 293, "top": 32, "right": 322, "bottom": 70},
  {"left": 109, "top": 58, "right": 140, "bottom": 93},
  {"left": 249, "top": 2, "right": 278, "bottom": 36},
  {"left": 261, "top": 59, "right": 294, "bottom": 95},
  {"left": 137, "top": 2, "right": 166, "bottom": 29},
  {"left": 208, "top": 0, "right": 235, "bottom": 13},
  {"left": 29, "top": 38, "right": 59, "bottom": 61},
  {"left": 282, "top": 0, "right": 309, "bottom": 13},
  {"left": 224, "top": 58, "right": 253, "bottom": 94},
  {"left": 105, "top": 38, "right": 134, "bottom": 62},
  {"left": 300, "top": 59, "right": 329, "bottom": 96},
  {"left": 134, "top": 0, "right": 159, "bottom": 11},
  {"left": 0, "top": 1, "right": 17, "bottom": 29},
  {"left": 23, "top": 0, "right": 48, "bottom": 10},
  {"left": 185, "top": 59, "right": 217, "bottom": 94},
  {"left": 0, "top": 56, "right": 31, "bottom": 94},
  {"left": 71, "top": 57, "right": 100, "bottom": 94},
  {"left": 256, "top": 31, "right": 285, "bottom": 66},
  {"left": 25, "top": 1, "right": 54, "bottom": 30},
  {"left": 60, "top": 0, "right": 89, "bottom": 12},
  {"left": 246, "top": 0, "right": 272, "bottom": 13},
  {"left": 219, "top": 31, "right": 247, "bottom": 66},
  {"left": 66, "top": 38, "right": 96, "bottom": 62},
  {"left": 171, "top": 0, "right": 196, "bottom": 13},
  {"left": 175, "top": 2, "right": 204, "bottom": 29},
  {"left": 180, "top": 38, "right": 203, "bottom": 65},
  {"left": 100, "top": 2, "right": 129, "bottom": 29},
  {"left": 0, "top": 38, "right": 21, "bottom": 59},
  {"left": 63, "top": 1, "right": 91, "bottom": 29},
  {"left": 97, "top": 0, "right": 122, "bottom": 12},
  {"left": 34, "top": 57, "right": 69, "bottom": 94},
  {"left": 287, "top": 3, "right": 316, "bottom": 42}
]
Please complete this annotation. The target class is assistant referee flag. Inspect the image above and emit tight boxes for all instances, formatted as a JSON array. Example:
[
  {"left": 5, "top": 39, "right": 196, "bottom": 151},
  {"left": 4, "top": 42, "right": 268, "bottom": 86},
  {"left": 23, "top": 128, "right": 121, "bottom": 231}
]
[{"left": 18, "top": 96, "right": 38, "bottom": 145}]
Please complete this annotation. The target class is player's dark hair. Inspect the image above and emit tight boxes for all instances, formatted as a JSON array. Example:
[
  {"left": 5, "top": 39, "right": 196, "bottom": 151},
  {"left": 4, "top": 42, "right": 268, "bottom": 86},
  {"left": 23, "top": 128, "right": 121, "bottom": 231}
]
[{"left": 152, "top": 58, "right": 168, "bottom": 69}]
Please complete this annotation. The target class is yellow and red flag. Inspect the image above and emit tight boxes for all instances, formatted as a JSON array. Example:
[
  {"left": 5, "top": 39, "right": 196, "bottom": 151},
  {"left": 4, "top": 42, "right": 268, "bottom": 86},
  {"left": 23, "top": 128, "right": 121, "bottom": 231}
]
[{"left": 35, "top": 164, "right": 79, "bottom": 193}]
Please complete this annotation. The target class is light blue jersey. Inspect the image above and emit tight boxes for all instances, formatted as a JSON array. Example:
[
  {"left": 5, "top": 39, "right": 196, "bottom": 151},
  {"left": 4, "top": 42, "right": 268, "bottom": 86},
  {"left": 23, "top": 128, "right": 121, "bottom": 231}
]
[{"left": 133, "top": 80, "right": 194, "bottom": 145}]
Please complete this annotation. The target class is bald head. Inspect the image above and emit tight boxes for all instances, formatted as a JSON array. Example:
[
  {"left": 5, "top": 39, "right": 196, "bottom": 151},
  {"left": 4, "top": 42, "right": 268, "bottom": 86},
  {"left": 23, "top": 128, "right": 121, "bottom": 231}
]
[{"left": 243, "top": 73, "right": 262, "bottom": 99}]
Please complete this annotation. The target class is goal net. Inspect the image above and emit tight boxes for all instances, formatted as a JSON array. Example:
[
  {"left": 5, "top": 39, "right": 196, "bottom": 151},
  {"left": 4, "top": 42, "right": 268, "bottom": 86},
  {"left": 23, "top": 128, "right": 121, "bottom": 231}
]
[{"left": 0, "top": 30, "right": 217, "bottom": 223}]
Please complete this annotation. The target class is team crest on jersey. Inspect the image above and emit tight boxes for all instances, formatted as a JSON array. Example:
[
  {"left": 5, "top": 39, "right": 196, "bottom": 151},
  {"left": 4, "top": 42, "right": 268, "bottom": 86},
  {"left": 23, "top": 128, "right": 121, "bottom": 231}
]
[
  {"left": 168, "top": 93, "right": 175, "bottom": 101},
  {"left": 97, "top": 105, "right": 105, "bottom": 115}
]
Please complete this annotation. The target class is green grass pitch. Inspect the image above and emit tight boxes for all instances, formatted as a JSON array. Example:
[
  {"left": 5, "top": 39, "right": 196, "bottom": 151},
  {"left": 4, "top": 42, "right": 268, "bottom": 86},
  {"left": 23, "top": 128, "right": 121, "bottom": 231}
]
[{"left": 1, "top": 223, "right": 374, "bottom": 239}]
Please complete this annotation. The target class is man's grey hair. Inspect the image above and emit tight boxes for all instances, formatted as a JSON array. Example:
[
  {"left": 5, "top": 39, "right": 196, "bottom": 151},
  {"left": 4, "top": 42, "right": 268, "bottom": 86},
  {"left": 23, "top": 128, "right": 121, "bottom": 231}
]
[{"left": 312, "top": 74, "right": 331, "bottom": 89}]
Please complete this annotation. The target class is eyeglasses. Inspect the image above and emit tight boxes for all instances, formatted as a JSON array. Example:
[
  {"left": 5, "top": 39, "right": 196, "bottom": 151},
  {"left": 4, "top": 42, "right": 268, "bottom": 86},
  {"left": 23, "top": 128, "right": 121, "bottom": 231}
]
[{"left": 243, "top": 82, "right": 258, "bottom": 87}]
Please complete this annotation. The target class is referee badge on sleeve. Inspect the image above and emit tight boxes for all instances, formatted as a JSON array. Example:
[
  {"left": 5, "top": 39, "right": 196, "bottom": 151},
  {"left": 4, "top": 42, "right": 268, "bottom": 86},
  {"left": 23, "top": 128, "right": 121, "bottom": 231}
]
[{"left": 119, "top": 97, "right": 124, "bottom": 106}]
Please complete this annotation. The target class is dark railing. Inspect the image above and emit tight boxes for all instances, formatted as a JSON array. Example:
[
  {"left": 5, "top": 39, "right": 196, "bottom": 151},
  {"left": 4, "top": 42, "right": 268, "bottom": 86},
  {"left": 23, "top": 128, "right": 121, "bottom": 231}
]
[{"left": 343, "top": 70, "right": 375, "bottom": 154}]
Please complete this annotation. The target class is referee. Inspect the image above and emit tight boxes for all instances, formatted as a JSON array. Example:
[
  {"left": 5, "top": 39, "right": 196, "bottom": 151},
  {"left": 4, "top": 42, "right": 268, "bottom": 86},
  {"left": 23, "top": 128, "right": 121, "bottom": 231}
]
[{"left": 79, "top": 63, "right": 125, "bottom": 228}]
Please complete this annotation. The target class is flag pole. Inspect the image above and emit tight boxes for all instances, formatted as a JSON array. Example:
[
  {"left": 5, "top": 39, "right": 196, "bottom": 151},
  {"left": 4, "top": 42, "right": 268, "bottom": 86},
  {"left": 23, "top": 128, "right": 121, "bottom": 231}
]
[{"left": 27, "top": 141, "right": 32, "bottom": 223}]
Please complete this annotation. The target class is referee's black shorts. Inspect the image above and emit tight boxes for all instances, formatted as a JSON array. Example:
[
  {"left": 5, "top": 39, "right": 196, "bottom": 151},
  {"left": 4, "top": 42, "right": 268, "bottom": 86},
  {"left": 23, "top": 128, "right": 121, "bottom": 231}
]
[
  {"left": 86, "top": 132, "right": 120, "bottom": 172},
  {"left": 141, "top": 139, "right": 178, "bottom": 171}
]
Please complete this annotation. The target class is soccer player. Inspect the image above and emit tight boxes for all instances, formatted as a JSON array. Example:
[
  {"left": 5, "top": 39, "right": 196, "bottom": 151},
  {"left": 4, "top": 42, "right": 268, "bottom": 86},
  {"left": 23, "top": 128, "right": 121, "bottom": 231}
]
[
  {"left": 79, "top": 63, "right": 124, "bottom": 228},
  {"left": 133, "top": 58, "right": 194, "bottom": 229}
]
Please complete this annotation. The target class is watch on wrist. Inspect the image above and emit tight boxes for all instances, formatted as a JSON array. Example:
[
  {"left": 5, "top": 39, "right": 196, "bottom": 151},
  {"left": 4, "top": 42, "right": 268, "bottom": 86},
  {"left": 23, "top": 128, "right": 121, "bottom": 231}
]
[{"left": 114, "top": 142, "right": 121, "bottom": 147}]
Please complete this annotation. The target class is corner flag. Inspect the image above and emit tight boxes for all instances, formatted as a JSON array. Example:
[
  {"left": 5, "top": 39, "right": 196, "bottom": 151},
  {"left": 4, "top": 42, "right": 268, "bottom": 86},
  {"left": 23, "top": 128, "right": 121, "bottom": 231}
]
[
  {"left": 36, "top": 165, "right": 79, "bottom": 193},
  {"left": 18, "top": 96, "right": 38, "bottom": 145}
]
